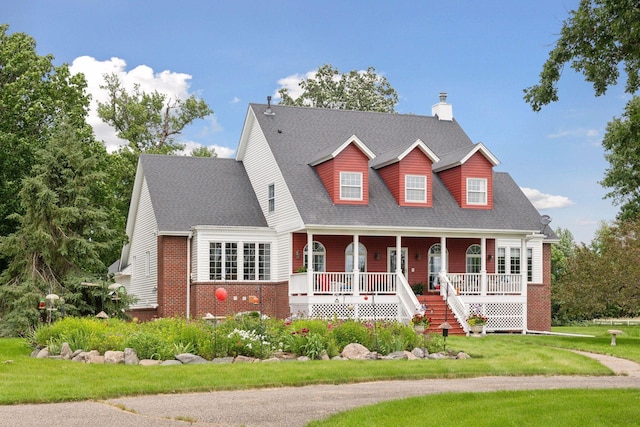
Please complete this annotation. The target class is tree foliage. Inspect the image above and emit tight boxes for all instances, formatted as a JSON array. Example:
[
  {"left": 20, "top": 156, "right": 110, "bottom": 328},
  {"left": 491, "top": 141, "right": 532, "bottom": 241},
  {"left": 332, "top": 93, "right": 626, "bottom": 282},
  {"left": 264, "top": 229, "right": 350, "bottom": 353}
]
[
  {"left": 190, "top": 145, "right": 218, "bottom": 157},
  {"left": 278, "top": 64, "right": 398, "bottom": 112},
  {"left": 553, "top": 219, "right": 640, "bottom": 321},
  {"left": 524, "top": 0, "right": 640, "bottom": 111},
  {"left": 600, "top": 96, "right": 640, "bottom": 219},
  {"left": 0, "top": 24, "right": 89, "bottom": 244},
  {"left": 97, "top": 73, "right": 213, "bottom": 153},
  {"left": 0, "top": 115, "right": 118, "bottom": 335}
]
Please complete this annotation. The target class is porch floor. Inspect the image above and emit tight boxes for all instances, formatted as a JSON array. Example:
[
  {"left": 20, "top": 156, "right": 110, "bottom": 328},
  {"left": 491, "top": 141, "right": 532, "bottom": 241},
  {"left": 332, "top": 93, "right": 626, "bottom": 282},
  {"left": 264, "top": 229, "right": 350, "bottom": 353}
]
[{"left": 417, "top": 295, "right": 465, "bottom": 336}]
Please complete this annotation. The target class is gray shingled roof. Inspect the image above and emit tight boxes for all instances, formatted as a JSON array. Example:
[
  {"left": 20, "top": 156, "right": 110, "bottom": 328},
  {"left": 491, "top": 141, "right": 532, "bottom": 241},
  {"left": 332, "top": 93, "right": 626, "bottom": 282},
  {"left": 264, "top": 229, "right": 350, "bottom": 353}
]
[
  {"left": 250, "top": 103, "right": 553, "bottom": 236},
  {"left": 140, "top": 155, "right": 267, "bottom": 232}
]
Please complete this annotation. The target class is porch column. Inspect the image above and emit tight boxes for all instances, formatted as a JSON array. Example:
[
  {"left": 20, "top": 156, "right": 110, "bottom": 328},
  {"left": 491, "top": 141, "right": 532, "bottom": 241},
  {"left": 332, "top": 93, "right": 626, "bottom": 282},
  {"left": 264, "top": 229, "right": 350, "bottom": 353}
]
[
  {"left": 520, "top": 238, "right": 527, "bottom": 296},
  {"left": 353, "top": 234, "right": 360, "bottom": 297},
  {"left": 307, "top": 231, "right": 314, "bottom": 296},
  {"left": 480, "top": 237, "right": 487, "bottom": 296},
  {"left": 396, "top": 235, "right": 402, "bottom": 274},
  {"left": 440, "top": 236, "right": 447, "bottom": 277}
]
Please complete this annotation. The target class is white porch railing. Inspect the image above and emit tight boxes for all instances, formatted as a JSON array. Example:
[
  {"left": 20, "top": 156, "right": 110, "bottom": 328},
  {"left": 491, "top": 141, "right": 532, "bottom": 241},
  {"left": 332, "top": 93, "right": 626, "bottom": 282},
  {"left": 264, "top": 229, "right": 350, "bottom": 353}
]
[
  {"left": 447, "top": 273, "right": 523, "bottom": 296},
  {"left": 439, "top": 273, "right": 468, "bottom": 331},
  {"left": 289, "top": 272, "right": 419, "bottom": 323}
]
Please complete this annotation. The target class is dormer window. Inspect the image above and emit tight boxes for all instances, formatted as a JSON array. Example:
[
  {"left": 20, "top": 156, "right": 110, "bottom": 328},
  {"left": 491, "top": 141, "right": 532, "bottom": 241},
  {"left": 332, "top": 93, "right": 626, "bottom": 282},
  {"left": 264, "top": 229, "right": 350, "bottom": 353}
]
[
  {"left": 405, "top": 175, "right": 427, "bottom": 203},
  {"left": 340, "top": 172, "right": 363, "bottom": 201},
  {"left": 467, "top": 178, "right": 487, "bottom": 205}
]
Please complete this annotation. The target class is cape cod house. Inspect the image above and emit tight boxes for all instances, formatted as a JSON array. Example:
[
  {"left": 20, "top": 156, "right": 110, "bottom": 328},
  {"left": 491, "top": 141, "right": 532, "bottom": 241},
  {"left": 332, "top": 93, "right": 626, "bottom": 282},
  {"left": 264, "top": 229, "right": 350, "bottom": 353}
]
[{"left": 114, "top": 94, "right": 555, "bottom": 334}]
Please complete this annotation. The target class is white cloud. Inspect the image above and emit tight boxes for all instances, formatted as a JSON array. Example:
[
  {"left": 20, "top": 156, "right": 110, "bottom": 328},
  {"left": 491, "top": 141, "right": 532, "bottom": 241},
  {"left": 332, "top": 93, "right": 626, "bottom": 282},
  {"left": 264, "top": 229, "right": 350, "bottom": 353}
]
[
  {"left": 230, "top": 96, "right": 241, "bottom": 104},
  {"left": 521, "top": 187, "right": 574, "bottom": 210},
  {"left": 69, "top": 56, "right": 198, "bottom": 152},
  {"left": 547, "top": 128, "right": 600, "bottom": 140}
]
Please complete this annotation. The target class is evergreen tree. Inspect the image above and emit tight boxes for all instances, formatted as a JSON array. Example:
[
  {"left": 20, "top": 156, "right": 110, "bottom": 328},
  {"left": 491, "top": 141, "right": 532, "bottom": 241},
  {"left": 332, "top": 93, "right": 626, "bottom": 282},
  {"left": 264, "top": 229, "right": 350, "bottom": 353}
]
[{"left": 0, "top": 116, "right": 116, "bottom": 335}]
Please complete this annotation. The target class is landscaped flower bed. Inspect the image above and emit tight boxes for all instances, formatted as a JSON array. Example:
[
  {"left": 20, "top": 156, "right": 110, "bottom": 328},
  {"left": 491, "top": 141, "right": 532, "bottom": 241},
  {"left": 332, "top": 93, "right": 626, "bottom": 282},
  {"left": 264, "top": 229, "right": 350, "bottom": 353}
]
[{"left": 28, "top": 314, "right": 446, "bottom": 361}]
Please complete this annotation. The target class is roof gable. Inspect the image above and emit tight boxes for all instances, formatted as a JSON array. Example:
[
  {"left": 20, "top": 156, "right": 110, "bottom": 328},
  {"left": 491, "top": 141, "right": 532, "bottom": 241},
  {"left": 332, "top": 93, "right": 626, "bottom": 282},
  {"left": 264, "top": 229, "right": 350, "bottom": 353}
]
[
  {"left": 371, "top": 138, "right": 440, "bottom": 169},
  {"left": 433, "top": 142, "right": 499, "bottom": 173},
  {"left": 309, "top": 135, "right": 375, "bottom": 166}
]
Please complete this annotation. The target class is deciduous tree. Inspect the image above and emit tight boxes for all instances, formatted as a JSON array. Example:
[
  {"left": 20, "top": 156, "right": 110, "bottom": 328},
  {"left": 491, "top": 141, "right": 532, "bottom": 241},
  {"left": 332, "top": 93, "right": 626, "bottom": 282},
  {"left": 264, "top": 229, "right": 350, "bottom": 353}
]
[{"left": 278, "top": 64, "right": 398, "bottom": 113}]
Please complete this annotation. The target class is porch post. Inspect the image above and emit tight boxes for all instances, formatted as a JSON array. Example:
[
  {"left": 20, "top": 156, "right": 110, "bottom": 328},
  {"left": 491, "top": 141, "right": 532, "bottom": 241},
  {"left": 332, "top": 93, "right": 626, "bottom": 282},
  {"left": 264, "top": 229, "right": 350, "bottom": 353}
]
[
  {"left": 396, "top": 235, "right": 402, "bottom": 274},
  {"left": 440, "top": 236, "right": 447, "bottom": 277},
  {"left": 480, "top": 237, "right": 487, "bottom": 296},
  {"left": 307, "top": 231, "right": 314, "bottom": 297},
  {"left": 353, "top": 234, "right": 360, "bottom": 297},
  {"left": 521, "top": 237, "right": 528, "bottom": 333},
  {"left": 520, "top": 238, "right": 527, "bottom": 296}
]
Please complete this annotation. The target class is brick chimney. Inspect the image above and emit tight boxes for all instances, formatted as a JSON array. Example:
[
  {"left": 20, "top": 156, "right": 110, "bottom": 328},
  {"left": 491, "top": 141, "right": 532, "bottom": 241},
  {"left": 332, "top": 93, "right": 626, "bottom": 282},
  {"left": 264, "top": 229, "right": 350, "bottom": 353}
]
[{"left": 432, "top": 92, "right": 453, "bottom": 121}]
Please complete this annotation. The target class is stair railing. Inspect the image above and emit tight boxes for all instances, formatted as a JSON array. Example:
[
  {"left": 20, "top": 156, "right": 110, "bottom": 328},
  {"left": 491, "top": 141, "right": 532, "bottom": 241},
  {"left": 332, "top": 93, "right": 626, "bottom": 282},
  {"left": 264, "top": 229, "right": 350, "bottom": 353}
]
[{"left": 438, "top": 272, "right": 469, "bottom": 332}]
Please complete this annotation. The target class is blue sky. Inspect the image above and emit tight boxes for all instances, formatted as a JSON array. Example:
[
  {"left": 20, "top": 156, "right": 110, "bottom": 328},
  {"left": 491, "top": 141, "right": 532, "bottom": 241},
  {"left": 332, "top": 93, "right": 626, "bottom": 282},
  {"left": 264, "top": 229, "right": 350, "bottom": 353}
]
[{"left": 6, "top": 1, "right": 626, "bottom": 243}]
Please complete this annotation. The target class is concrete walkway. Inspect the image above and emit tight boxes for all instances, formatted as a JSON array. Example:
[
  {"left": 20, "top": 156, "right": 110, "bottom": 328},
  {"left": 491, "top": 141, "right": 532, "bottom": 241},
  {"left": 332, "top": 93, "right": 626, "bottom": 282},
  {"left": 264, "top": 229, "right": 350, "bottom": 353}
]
[{"left": 3, "top": 352, "right": 640, "bottom": 427}]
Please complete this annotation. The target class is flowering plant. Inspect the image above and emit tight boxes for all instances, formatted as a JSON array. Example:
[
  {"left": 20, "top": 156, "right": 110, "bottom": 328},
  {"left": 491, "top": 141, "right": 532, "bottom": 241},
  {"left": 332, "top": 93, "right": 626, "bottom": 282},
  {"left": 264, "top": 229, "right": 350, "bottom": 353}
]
[
  {"left": 467, "top": 313, "right": 488, "bottom": 326},
  {"left": 411, "top": 313, "right": 431, "bottom": 327}
]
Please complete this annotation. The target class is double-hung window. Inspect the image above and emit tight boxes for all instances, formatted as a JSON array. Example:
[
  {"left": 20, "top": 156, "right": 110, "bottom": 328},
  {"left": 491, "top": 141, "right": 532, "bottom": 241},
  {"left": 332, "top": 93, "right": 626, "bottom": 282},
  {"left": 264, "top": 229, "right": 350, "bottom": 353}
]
[
  {"left": 405, "top": 175, "right": 426, "bottom": 203},
  {"left": 340, "top": 172, "right": 362, "bottom": 200},
  {"left": 467, "top": 178, "right": 487, "bottom": 205}
]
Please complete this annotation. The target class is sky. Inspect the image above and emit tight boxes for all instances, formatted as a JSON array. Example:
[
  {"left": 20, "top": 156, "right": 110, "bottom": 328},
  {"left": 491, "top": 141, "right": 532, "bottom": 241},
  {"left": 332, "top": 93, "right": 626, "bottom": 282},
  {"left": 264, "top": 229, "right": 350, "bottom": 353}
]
[{"left": 5, "top": 1, "right": 627, "bottom": 243}]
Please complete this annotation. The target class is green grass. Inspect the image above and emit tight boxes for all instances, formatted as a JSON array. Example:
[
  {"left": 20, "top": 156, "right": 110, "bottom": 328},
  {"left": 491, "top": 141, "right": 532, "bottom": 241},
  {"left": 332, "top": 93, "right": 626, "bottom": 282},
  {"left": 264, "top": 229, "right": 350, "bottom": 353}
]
[
  {"left": 0, "top": 331, "right": 619, "bottom": 405},
  {"left": 307, "top": 389, "right": 640, "bottom": 427}
]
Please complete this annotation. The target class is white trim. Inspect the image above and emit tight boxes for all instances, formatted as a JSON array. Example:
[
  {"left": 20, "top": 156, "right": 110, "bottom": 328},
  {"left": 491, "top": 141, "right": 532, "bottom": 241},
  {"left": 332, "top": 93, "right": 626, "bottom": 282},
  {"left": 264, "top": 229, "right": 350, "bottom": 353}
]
[
  {"left": 309, "top": 135, "right": 375, "bottom": 166},
  {"left": 466, "top": 177, "right": 488, "bottom": 205},
  {"left": 340, "top": 171, "right": 363, "bottom": 201},
  {"left": 405, "top": 174, "right": 427, "bottom": 203}
]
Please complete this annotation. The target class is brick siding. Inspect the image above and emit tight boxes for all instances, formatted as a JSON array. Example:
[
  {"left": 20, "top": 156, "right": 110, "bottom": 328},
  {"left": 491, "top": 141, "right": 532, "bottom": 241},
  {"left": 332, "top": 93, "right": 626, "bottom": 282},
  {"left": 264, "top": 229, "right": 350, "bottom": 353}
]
[{"left": 527, "top": 242, "right": 551, "bottom": 331}]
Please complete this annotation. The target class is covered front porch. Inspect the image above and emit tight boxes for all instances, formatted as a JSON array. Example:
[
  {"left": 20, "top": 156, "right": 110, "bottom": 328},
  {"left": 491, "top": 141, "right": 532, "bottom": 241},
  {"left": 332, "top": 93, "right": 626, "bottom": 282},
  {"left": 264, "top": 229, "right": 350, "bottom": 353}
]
[{"left": 288, "top": 230, "right": 531, "bottom": 333}]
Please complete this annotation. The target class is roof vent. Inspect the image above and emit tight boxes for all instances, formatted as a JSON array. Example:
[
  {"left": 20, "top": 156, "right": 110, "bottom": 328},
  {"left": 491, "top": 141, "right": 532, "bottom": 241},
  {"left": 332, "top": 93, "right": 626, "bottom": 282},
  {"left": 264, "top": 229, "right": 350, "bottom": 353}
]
[
  {"left": 432, "top": 92, "right": 453, "bottom": 121},
  {"left": 264, "top": 95, "right": 275, "bottom": 116}
]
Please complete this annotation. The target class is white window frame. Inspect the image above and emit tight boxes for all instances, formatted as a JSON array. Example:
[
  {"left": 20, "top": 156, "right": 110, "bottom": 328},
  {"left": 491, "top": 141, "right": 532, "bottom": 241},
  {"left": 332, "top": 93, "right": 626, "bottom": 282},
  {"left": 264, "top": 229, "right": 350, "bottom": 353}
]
[
  {"left": 405, "top": 174, "right": 427, "bottom": 203},
  {"left": 211, "top": 241, "right": 271, "bottom": 281},
  {"left": 340, "top": 171, "right": 363, "bottom": 201},
  {"left": 466, "top": 178, "right": 487, "bottom": 205},
  {"left": 268, "top": 183, "right": 275, "bottom": 213}
]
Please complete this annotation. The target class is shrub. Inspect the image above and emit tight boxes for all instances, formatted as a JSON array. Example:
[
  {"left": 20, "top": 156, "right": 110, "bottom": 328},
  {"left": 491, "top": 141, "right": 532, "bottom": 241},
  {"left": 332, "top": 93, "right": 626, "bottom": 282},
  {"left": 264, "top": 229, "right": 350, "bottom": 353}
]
[{"left": 329, "top": 320, "right": 373, "bottom": 351}]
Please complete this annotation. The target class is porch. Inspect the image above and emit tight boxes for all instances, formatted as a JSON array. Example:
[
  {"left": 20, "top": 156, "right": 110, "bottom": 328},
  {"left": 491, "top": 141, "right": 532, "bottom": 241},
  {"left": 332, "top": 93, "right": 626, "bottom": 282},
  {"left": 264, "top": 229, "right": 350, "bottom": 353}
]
[{"left": 288, "top": 271, "right": 528, "bottom": 333}]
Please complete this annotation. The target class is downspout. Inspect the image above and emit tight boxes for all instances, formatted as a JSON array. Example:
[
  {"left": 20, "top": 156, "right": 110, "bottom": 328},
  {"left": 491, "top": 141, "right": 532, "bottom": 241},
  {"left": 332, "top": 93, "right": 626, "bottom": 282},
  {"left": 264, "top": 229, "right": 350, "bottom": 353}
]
[{"left": 186, "top": 231, "right": 193, "bottom": 319}]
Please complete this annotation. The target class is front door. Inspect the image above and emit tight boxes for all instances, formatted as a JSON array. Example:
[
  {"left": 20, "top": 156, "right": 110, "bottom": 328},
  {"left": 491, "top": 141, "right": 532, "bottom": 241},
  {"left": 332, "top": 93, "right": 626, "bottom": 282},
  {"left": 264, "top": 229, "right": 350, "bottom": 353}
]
[{"left": 388, "top": 248, "right": 407, "bottom": 278}]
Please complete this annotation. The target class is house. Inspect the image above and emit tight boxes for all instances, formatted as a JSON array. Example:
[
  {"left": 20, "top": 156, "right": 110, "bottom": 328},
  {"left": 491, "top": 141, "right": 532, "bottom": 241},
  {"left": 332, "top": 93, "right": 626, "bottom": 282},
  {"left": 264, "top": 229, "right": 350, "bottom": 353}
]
[{"left": 114, "top": 94, "right": 555, "bottom": 333}]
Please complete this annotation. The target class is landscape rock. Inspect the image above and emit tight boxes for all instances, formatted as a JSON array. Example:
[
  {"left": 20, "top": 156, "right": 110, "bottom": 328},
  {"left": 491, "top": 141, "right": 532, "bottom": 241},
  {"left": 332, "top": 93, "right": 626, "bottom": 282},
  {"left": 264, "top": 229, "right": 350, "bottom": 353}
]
[
  {"left": 456, "top": 352, "right": 471, "bottom": 359},
  {"left": 427, "top": 352, "right": 446, "bottom": 360},
  {"left": 297, "top": 356, "right": 310, "bottom": 361},
  {"left": 233, "top": 355, "right": 258, "bottom": 363},
  {"left": 211, "top": 357, "right": 234, "bottom": 364},
  {"left": 124, "top": 348, "right": 139, "bottom": 365},
  {"left": 71, "top": 349, "right": 84, "bottom": 358},
  {"left": 341, "top": 343, "right": 371, "bottom": 360},
  {"left": 161, "top": 360, "right": 182, "bottom": 366},
  {"left": 175, "top": 353, "right": 208, "bottom": 365},
  {"left": 30, "top": 348, "right": 41, "bottom": 358},
  {"left": 86, "top": 350, "right": 104, "bottom": 364},
  {"left": 105, "top": 350, "right": 125, "bottom": 364},
  {"left": 60, "top": 343, "right": 73, "bottom": 360},
  {"left": 412, "top": 348, "right": 425, "bottom": 358},
  {"left": 35, "top": 348, "right": 49, "bottom": 359},
  {"left": 261, "top": 357, "right": 280, "bottom": 362},
  {"left": 319, "top": 350, "right": 330, "bottom": 360}
]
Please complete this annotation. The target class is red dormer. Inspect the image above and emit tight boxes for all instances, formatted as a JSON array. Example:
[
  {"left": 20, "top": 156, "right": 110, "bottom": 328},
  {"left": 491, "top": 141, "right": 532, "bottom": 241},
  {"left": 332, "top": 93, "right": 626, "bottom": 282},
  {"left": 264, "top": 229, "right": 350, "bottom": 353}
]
[
  {"left": 310, "top": 135, "right": 375, "bottom": 205},
  {"left": 371, "top": 139, "right": 440, "bottom": 207},
  {"left": 434, "top": 143, "right": 500, "bottom": 210}
]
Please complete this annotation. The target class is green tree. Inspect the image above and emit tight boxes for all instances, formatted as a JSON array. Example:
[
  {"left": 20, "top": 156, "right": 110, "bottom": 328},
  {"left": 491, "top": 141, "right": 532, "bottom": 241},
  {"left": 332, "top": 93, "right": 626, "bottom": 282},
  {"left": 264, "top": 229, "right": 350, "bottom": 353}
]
[
  {"left": 0, "top": 116, "right": 117, "bottom": 335},
  {"left": 525, "top": 1, "right": 640, "bottom": 220},
  {"left": 0, "top": 24, "right": 89, "bottom": 248},
  {"left": 278, "top": 64, "right": 398, "bottom": 112},
  {"left": 524, "top": 0, "right": 640, "bottom": 111},
  {"left": 97, "top": 73, "right": 213, "bottom": 153},
  {"left": 554, "top": 219, "right": 640, "bottom": 322},
  {"left": 600, "top": 97, "right": 640, "bottom": 220},
  {"left": 190, "top": 145, "right": 218, "bottom": 157}
]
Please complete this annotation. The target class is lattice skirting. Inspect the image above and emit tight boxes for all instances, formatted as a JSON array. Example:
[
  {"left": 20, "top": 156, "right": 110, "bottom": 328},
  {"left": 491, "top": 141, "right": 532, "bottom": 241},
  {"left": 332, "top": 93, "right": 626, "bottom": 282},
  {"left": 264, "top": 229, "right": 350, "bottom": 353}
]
[{"left": 485, "top": 302, "right": 525, "bottom": 330}]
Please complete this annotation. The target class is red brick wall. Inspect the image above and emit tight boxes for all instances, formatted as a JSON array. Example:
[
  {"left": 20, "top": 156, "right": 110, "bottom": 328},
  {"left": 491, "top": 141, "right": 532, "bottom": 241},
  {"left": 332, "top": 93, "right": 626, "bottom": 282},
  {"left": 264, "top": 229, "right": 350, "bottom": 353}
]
[
  {"left": 527, "top": 242, "right": 551, "bottom": 331},
  {"left": 126, "top": 307, "right": 158, "bottom": 322},
  {"left": 191, "top": 281, "right": 290, "bottom": 319},
  {"left": 157, "top": 235, "right": 188, "bottom": 318}
]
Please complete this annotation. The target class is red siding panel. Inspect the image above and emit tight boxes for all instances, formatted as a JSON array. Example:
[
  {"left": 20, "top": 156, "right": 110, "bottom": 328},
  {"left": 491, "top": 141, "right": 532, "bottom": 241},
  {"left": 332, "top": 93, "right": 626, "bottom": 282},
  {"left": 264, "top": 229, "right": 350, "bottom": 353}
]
[
  {"left": 333, "top": 143, "right": 369, "bottom": 205},
  {"left": 399, "top": 148, "right": 433, "bottom": 207}
]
